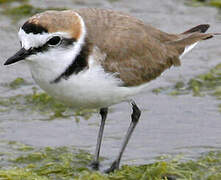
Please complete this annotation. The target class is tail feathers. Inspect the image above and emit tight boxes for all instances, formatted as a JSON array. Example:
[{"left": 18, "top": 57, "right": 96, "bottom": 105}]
[
  {"left": 165, "top": 24, "right": 220, "bottom": 67},
  {"left": 169, "top": 32, "right": 213, "bottom": 48},
  {"left": 182, "top": 24, "right": 210, "bottom": 34},
  {"left": 167, "top": 24, "right": 219, "bottom": 58},
  {"left": 176, "top": 33, "right": 213, "bottom": 58}
]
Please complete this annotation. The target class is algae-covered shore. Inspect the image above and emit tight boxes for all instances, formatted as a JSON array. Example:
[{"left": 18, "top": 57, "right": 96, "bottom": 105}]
[
  {"left": 189, "top": 0, "right": 221, "bottom": 9},
  {"left": 0, "top": 141, "right": 221, "bottom": 180},
  {"left": 152, "top": 63, "right": 221, "bottom": 113}
]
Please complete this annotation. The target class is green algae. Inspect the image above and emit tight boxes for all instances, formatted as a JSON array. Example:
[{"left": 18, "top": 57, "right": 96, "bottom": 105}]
[
  {"left": 0, "top": 90, "right": 96, "bottom": 120},
  {"left": 0, "top": 141, "right": 221, "bottom": 180},
  {"left": 180, "top": 63, "right": 220, "bottom": 97},
  {"left": 0, "top": 169, "right": 48, "bottom": 180},
  {"left": 0, "top": 0, "right": 27, "bottom": 4},
  {"left": 3, "top": 4, "right": 40, "bottom": 17},
  {"left": 183, "top": 63, "right": 220, "bottom": 98},
  {"left": 189, "top": 0, "right": 221, "bottom": 9},
  {"left": 8, "top": 77, "right": 28, "bottom": 89},
  {"left": 0, "top": 142, "right": 93, "bottom": 180},
  {"left": 210, "top": 0, "right": 221, "bottom": 8},
  {"left": 152, "top": 63, "right": 221, "bottom": 112},
  {"left": 7, "top": 141, "right": 35, "bottom": 152},
  {"left": 3, "top": 4, "right": 67, "bottom": 20},
  {"left": 25, "top": 89, "right": 68, "bottom": 118},
  {"left": 25, "top": 90, "right": 97, "bottom": 120}
]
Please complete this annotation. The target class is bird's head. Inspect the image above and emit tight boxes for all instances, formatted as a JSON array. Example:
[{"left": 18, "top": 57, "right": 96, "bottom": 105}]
[{"left": 4, "top": 10, "right": 86, "bottom": 68}]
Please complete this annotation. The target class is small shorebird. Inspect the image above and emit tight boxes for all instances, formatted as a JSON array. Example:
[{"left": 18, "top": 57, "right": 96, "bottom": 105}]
[{"left": 4, "top": 8, "right": 218, "bottom": 173}]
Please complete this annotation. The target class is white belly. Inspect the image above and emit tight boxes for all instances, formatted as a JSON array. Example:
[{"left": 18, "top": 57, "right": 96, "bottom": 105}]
[{"left": 29, "top": 62, "right": 146, "bottom": 109}]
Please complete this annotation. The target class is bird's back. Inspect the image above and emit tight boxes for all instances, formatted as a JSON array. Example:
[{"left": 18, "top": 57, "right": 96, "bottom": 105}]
[{"left": 76, "top": 8, "right": 211, "bottom": 86}]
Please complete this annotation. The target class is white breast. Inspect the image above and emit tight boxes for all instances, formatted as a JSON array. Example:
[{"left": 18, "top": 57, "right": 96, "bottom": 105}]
[{"left": 28, "top": 56, "right": 147, "bottom": 109}]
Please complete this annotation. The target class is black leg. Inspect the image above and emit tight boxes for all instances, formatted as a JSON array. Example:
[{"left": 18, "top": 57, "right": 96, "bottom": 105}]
[
  {"left": 90, "top": 107, "right": 108, "bottom": 170},
  {"left": 105, "top": 101, "right": 141, "bottom": 173}
]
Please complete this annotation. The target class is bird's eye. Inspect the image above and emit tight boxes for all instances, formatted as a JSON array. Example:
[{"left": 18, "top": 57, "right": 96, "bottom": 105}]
[{"left": 48, "top": 36, "right": 61, "bottom": 46}]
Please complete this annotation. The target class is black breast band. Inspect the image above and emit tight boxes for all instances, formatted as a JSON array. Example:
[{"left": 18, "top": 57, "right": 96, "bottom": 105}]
[{"left": 52, "top": 40, "right": 90, "bottom": 83}]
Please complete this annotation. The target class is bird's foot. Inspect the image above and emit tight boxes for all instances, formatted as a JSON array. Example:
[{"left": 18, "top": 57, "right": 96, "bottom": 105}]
[
  {"left": 90, "top": 161, "right": 100, "bottom": 170},
  {"left": 104, "top": 160, "right": 119, "bottom": 173}
]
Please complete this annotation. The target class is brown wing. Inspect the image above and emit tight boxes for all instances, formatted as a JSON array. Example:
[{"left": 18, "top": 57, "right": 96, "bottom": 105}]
[
  {"left": 76, "top": 8, "right": 211, "bottom": 86},
  {"left": 98, "top": 26, "right": 180, "bottom": 86}
]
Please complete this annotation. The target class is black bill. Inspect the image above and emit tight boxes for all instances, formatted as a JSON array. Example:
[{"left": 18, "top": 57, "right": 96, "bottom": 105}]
[{"left": 4, "top": 48, "right": 31, "bottom": 65}]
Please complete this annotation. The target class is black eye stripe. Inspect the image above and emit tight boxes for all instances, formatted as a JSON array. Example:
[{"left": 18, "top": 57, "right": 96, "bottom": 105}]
[
  {"left": 31, "top": 43, "right": 49, "bottom": 55},
  {"left": 62, "top": 38, "right": 77, "bottom": 46},
  {"left": 28, "top": 38, "right": 76, "bottom": 55}
]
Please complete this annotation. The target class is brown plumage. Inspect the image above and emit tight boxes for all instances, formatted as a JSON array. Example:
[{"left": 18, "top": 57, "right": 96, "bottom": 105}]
[
  {"left": 25, "top": 8, "right": 213, "bottom": 87},
  {"left": 27, "top": 10, "right": 83, "bottom": 39},
  {"left": 76, "top": 8, "right": 212, "bottom": 86}
]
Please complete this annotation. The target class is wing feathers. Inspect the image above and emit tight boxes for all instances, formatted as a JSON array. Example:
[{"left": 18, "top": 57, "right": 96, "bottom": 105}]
[{"left": 77, "top": 9, "right": 215, "bottom": 86}]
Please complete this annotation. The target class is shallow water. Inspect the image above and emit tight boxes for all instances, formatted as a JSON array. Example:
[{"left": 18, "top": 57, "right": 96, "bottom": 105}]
[{"left": 0, "top": 0, "right": 221, "bottom": 170}]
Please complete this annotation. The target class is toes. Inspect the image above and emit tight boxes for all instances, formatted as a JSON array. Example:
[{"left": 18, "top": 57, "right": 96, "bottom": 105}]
[
  {"left": 90, "top": 161, "right": 100, "bottom": 170},
  {"left": 104, "top": 161, "right": 119, "bottom": 173}
]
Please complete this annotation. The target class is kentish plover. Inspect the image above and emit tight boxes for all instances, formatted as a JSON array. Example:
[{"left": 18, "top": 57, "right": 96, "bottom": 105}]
[{"left": 4, "top": 8, "right": 219, "bottom": 173}]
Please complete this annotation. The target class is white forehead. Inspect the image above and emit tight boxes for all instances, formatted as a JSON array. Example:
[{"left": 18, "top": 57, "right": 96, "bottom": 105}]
[{"left": 18, "top": 28, "right": 71, "bottom": 50}]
